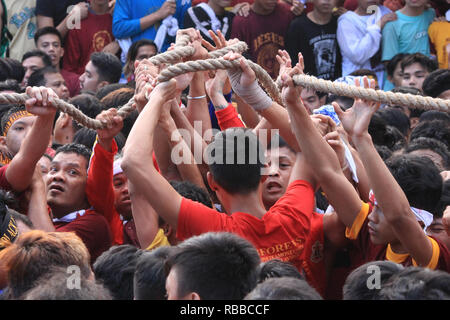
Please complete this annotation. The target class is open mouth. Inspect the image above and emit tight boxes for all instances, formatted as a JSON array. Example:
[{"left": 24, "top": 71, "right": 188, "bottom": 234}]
[
  {"left": 266, "top": 181, "right": 282, "bottom": 193},
  {"left": 49, "top": 184, "right": 65, "bottom": 193}
]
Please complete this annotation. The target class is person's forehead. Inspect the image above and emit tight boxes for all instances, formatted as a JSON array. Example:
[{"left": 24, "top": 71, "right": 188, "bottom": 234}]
[
  {"left": 403, "top": 63, "right": 427, "bottom": 73},
  {"left": 37, "top": 34, "right": 61, "bottom": 45},
  {"left": 85, "top": 61, "right": 97, "bottom": 74},
  {"left": 10, "top": 115, "right": 36, "bottom": 127},
  {"left": 137, "top": 45, "right": 156, "bottom": 55},
  {"left": 22, "top": 56, "right": 44, "bottom": 68},
  {"left": 301, "top": 88, "right": 318, "bottom": 99},
  {"left": 267, "top": 146, "right": 295, "bottom": 158},
  {"left": 44, "top": 72, "right": 65, "bottom": 83},
  {"left": 52, "top": 152, "right": 88, "bottom": 167}
]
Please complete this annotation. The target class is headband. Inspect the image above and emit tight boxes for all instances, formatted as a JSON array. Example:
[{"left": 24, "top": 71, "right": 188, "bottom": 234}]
[
  {"left": 113, "top": 158, "right": 123, "bottom": 176},
  {"left": 2, "top": 110, "right": 33, "bottom": 137},
  {"left": 369, "top": 190, "right": 434, "bottom": 232}
]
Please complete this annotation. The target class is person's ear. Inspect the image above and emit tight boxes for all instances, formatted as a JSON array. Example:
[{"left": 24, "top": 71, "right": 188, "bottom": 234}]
[
  {"left": 206, "top": 171, "right": 218, "bottom": 192},
  {"left": 410, "top": 117, "right": 420, "bottom": 131},
  {"left": 97, "top": 81, "right": 110, "bottom": 90},
  {"left": 60, "top": 113, "right": 71, "bottom": 127},
  {"left": 189, "top": 292, "right": 201, "bottom": 300}
]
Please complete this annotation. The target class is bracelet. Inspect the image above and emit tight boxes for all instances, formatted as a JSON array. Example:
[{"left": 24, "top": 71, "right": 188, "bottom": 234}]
[{"left": 187, "top": 95, "right": 207, "bottom": 100}]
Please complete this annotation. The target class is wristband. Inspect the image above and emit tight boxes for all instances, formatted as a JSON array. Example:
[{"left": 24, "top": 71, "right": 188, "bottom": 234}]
[{"left": 187, "top": 94, "right": 207, "bottom": 100}]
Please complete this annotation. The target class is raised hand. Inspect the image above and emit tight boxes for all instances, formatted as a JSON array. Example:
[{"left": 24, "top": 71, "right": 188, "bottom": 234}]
[
  {"left": 223, "top": 51, "right": 256, "bottom": 88},
  {"left": 25, "top": 86, "right": 58, "bottom": 118},
  {"left": 205, "top": 69, "right": 228, "bottom": 102},
  {"left": 232, "top": 2, "right": 250, "bottom": 17},
  {"left": 280, "top": 53, "right": 305, "bottom": 106},
  {"left": 333, "top": 77, "right": 380, "bottom": 139},
  {"left": 276, "top": 50, "right": 292, "bottom": 82},
  {"left": 96, "top": 108, "right": 124, "bottom": 144},
  {"left": 134, "top": 60, "right": 159, "bottom": 112}
]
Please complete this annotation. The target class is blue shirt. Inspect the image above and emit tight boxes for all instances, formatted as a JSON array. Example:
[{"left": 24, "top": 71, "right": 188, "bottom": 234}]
[
  {"left": 381, "top": 8, "right": 435, "bottom": 62},
  {"left": 112, "top": 0, "right": 191, "bottom": 52}
]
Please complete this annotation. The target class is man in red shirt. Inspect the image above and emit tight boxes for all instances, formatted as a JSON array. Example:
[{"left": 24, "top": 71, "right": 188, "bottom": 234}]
[
  {"left": 63, "top": 0, "right": 115, "bottom": 76},
  {"left": 230, "top": 0, "right": 294, "bottom": 78},
  {"left": 34, "top": 26, "right": 81, "bottom": 97}
]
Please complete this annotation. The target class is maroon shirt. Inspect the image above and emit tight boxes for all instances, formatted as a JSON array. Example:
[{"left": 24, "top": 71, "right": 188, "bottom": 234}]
[
  {"left": 231, "top": 4, "right": 294, "bottom": 79},
  {"left": 54, "top": 209, "right": 112, "bottom": 264}
]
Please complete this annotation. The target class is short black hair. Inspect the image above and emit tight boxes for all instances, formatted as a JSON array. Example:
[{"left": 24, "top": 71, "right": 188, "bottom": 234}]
[
  {"left": 390, "top": 86, "right": 425, "bottom": 118},
  {"left": 206, "top": 128, "right": 266, "bottom": 195},
  {"left": 400, "top": 53, "right": 438, "bottom": 74},
  {"left": 349, "top": 68, "right": 378, "bottom": 82},
  {"left": 96, "top": 83, "right": 131, "bottom": 101},
  {"left": 134, "top": 246, "right": 173, "bottom": 300},
  {"left": 386, "top": 53, "right": 409, "bottom": 77},
  {"left": 257, "top": 259, "right": 304, "bottom": 283},
  {"left": 0, "top": 58, "right": 25, "bottom": 82},
  {"left": 34, "top": 26, "right": 63, "bottom": 46},
  {"left": 343, "top": 261, "right": 404, "bottom": 300},
  {"left": 55, "top": 143, "right": 92, "bottom": 165},
  {"left": 90, "top": 52, "right": 122, "bottom": 84},
  {"left": 244, "top": 277, "right": 323, "bottom": 300},
  {"left": 68, "top": 94, "right": 103, "bottom": 133},
  {"left": 0, "top": 79, "right": 22, "bottom": 93},
  {"left": 410, "top": 120, "right": 450, "bottom": 149},
  {"left": 267, "top": 134, "right": 295, "bottom": 153},
  {"left": 22, "top": 266, "right": 112, "bottom": 300},
  {"left": 375, "top": 144, "right": 393, "bottom": 162},
  {"left": 418, "top": 110, "right": 450, "bottom": 124},
  {"left": 405, "top": 137, "right": 450, "bottom": 170},
  {"left": 378, "top": 267, "right": 450, "bottom": 300},
  {"left": 385, "top": 153, "right": 443, "bottom": 213},
  {"left": 422, "top": 69, "right": 450, "bottom": 98},
  {"left": 93, "top": 244, "right": 144, "bottom": 300},
  {"left": 21, "top": 50, "right": 52, "bottom": 67},
  {"left": 378, "top": 108, "right": 410, "bottom": 137},
  {"left": 27, "top": 66, "right": 59, "bottom": 87},
  {"left": 165, "top": 232, "right": 260, "bottom": 300}
]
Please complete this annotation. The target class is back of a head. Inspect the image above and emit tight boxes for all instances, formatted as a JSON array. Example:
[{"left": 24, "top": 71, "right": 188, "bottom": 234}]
[
  {"left": 410, "top": 120, "right": 450, "bottom": 149},
  {"left": 244, "top": 277, "right": 323, "bottom": 300},
  {"left": 27, "top": 66, "right": 58, "bottom": 87},
  {"left": 165, "top": 232, "right": 261, "bottom": 300},
  {"left": 405, "top": 137, "right": 450, "bottom": 171},
  {"left": 207, "top": 128, "right": 266, "bottom": 195},
  {"left": 343, "top": 261, "right": 404, "bottom": 300},
  {"left": 0, "top": 79, "right": 22, "bottom": 93},
  {"left": 1, "top": 230, "right": 91, "bottom": 299},
  {"left": 0, "top": 58, "right": 25, "bottom": 82},
  {"left": 378, "top": 108, "right": 410, "bottom": 138},
  {"left": 422, "top": 69, "right": 450, "bottom": 98},
  {"left": 96, "top": 83, "right": 131, "bottom": 101},
  {"left": 257, "top": 259, "right": 304, "bottom": 283},
  {"left": 134, "top": 246, "right": 173, "bottom": 300},
  {"left": 90, "top": 52, "right": 122, "bottom": 85},
  {"left": 418, "top": 110, "right": 450, "bottom": 124},
  {"left": 385, "top": 153, "right": 443, "bottom": 213},
  {"left": 93, "top": 244, "right": 143, "bottom": 300},
  {"left": 22, "top": 266, "right": 112, "bottom": 300},
  {"left": 170, "top": 180, "right": 212, "bottom": 208},
  {"left": 69, "top": 94, "right": 103, "bottom": 121},
  {"left": 378, "top": 267, "right": 450, "bottom": 300}
]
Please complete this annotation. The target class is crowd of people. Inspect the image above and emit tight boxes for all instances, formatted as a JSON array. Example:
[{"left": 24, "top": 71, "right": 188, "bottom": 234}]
[{"left": 0, "top": 0, "right": 449, "bottom": 301}]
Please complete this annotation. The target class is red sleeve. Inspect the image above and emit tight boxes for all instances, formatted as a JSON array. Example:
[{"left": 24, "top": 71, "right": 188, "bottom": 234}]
[
  {"left": 177, "top": 198, "right": 229, "bottom": 241},
  {"left": 0, "top": 165, "right": 13, "bottom": 191},
  {"left": 56, "top": 211, "right": 112, "bottom": 264},
  {"left": 215, "top": 104, "right": 245, "bottom": 130},
  {"left": 86, "top": 138, "right": 123, "bottom": 245}
]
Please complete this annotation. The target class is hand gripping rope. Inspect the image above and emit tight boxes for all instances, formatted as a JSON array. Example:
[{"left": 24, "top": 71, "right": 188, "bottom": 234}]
[{"left": 0, "top": 31, "right": 448, "bottom": 130}]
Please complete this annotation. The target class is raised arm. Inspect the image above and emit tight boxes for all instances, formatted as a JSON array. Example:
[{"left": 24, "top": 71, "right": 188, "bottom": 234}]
[
  {"left": 279, "top": 58, "right": 363, "bottom": 228},
  {"left": 333, "top": 78, "right": 435, "bottom": 267},
  {"left": 6, "top": 87, "right": 57, "bottom": 192},
  {"left": 121, "top": 76, "right": 182, "bottom": 230}
]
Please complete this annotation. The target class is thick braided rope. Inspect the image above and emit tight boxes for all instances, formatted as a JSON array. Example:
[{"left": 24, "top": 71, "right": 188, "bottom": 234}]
[{"left": 292, "top": 74, "right": 450, "bottom": 113}]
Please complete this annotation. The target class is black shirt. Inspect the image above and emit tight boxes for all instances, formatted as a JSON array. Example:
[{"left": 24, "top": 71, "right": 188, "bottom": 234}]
[
  {"left": 286, "top": 14, "right": 342, "bottom": 81},
  {"left": 36, "top": 0, "right": 85, "bottom": 27}
]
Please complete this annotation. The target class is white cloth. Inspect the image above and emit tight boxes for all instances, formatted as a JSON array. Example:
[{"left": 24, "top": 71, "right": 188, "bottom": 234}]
[
  {"left": 52, "top": 209, "right": 87, "bottom": 223},
  {"left": 113, "top": 158, "right": 123, "bottom": 176},
  {"left": 118, "top": 38, "right": 133, "bottom": 64},
  {"left": 154, "top": 15, "right": 179, "bottom": 51},
  {"left": 337, "top": 5, "right": 392, "bottom": 88},
  {"left": 186, "top": 3, "right": 230, "bottom": 40}
]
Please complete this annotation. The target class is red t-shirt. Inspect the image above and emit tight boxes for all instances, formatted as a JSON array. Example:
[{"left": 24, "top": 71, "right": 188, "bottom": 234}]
[
  {"left": 177, "top": 179, "right": 315, "bottom": 272},
  {"left": 302, "top": 211, "right": 326, "bottom": 297},
  {"left": 230, "top": 4, "right": 294, "bottom": 79},
  {"left": 60, "top": 69, "right": 81, "bottom": 98},
  {"left": 0, "top": 165, "right": 12, "bottom": 191},
  {"left": 347, "top": 203, "right": 450, "bottom": 272},
  {"left": 63, "top": 11, "right": 114, "bottom": 76},
  {"left": 54, "top": 209, "right": 112, "bottom": 264}
]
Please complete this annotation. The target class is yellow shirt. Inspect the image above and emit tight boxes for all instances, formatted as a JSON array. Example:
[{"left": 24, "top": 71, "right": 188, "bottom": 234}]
[
  {"left": 4, "top": 0, "right": 36, "bottom": 60},
  {"left": 428, "top": 21, "right": 450, "bottom": 69},
  {"left": 146, "top": 228, "right": 171, "bottom": 251}
]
